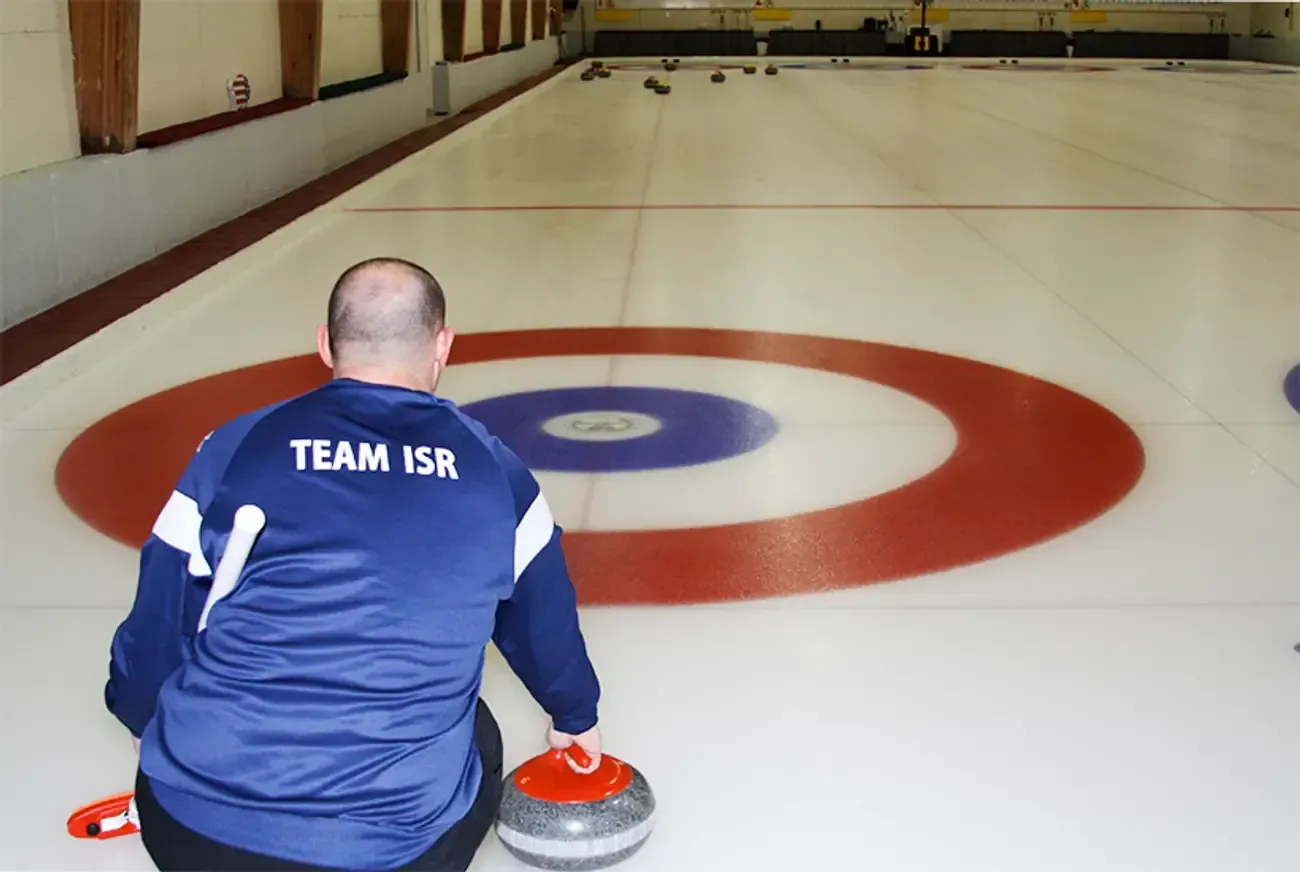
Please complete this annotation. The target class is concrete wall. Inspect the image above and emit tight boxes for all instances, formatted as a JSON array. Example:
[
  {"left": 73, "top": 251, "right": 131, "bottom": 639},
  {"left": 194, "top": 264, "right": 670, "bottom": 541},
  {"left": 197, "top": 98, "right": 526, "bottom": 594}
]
[
  {"left": 1247, "top": 1, "right": 1297, "bottom": 37},
  {"left": 1232, "top": 2, "right": 1299, "bottom": 65},
  {"left": 137, "top": 0, "right": 284, "bottom": 134},
  {"left": 0, "top": 0, "right": 80, "bottom": 177},
  {"left": 0, "top": 0, "right": 560, "bottom": 177},
  {"left": 582, "top": 1, "right": 1242, "bottom": 37},
  {"left": 435, "top": 34, "right": 560, "bottom": 115},
  {"left": 322, "top": 0, "right": 386, "bottom": 87},
  {"left": 1231, "top": 35, "right": 1300, "bottom": 65},
  {"left": 0, "top": 37, "right": 559, "bottom": 332}
]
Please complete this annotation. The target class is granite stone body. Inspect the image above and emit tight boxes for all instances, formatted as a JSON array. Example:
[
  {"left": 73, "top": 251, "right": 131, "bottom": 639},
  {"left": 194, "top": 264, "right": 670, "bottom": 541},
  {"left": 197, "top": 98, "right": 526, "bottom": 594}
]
[{"left": 496, "top": 767, "right": 655, "bottom": 870}]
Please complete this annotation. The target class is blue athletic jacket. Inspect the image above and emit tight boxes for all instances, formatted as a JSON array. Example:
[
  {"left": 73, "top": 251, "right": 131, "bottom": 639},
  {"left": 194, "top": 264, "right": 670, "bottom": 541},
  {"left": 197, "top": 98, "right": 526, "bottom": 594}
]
[{"left": 105, "top": 378, "right": 600, "bottom": 870}]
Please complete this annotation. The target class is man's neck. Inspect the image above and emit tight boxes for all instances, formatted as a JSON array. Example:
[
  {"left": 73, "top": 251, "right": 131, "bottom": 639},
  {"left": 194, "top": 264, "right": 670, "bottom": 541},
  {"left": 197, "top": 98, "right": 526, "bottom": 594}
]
[{"left": 334, "top": 365, "right": 434, "bottom": 395}]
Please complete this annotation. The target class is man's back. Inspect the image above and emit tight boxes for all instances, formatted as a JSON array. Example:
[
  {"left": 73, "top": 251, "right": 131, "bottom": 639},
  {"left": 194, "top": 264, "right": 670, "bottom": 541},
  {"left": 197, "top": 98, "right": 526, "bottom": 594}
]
[
  {"left": 106, "top": 259, "right": 601, "bottom": 872},
  {"left": 120, "top": 380, "right": 535, "bottom": 868}
]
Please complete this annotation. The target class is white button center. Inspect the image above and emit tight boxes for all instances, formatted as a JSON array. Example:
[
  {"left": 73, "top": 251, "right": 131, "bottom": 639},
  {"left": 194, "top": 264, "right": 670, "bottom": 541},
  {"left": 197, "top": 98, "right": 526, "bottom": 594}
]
[{"left": 541, "top": 411, "right": 663, "bottom": 442}]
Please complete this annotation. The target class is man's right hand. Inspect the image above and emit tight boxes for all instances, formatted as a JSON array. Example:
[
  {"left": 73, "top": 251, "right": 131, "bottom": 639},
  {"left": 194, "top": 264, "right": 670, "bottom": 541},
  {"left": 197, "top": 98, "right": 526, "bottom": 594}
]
[{"left": 547, "top": 722, "right": 601, "bottom": 774}]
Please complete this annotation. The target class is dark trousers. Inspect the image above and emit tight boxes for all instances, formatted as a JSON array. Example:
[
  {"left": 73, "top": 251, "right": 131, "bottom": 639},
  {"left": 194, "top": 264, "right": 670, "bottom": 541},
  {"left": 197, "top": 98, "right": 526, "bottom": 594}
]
[{"left": 135, "top": 699, "right": 504, "bottom": 872}]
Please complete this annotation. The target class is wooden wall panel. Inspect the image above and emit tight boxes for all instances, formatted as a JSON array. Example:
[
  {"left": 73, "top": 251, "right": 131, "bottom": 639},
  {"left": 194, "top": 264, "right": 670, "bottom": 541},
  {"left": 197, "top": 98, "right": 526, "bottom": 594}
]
[
  {"left": 482, "top": 0, "right": 503, "bottom": 53},
  {"left": 380, "top": 0, "right": 412, "bottom": 74},
  {"left": 442, "top": 0, "right": 466, "bottom": 61},
  {"left": 530, "top": 0, "right": 546, "bottom": 41},
  {"left": 379, "top": 0, "right": 410, "bottom": 73},
  {"left": 68, "top": 0, "right": 141, "bottom": 154},
  {"left": 278, "top": 0, "right": 323, "bottom": 99},
  {"left": 509, "top": 0, "right": 527, "bottom": 45}
]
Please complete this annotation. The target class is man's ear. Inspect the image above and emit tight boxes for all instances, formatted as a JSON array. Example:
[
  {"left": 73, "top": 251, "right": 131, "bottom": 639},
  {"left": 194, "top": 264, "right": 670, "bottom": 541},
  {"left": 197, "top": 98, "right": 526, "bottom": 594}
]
[
  {"left": 317, "top": 324, "right": 333, "bottom": 369},
  {"left": 435, "top": 327, "right": 456, "bottom": 368}
]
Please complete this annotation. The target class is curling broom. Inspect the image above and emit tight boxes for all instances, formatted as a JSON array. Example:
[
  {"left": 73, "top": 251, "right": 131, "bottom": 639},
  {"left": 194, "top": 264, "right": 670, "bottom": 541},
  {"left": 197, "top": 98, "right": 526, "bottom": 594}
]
[{"left": 66, "top": 504, "right": 266, "bottom": 840}]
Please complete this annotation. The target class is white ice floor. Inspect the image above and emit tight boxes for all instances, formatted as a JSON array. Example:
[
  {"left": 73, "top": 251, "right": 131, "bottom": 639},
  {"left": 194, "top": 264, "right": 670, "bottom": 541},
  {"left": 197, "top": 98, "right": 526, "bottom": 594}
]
[{"left": 1, "top": 58, "right": 1298, "bottom": 871}]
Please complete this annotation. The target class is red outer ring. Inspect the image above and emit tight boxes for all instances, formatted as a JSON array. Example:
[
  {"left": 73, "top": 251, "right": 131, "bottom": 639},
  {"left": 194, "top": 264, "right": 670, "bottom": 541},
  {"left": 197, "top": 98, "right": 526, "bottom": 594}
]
[{"left": 55, "top": 327, "right": 1144, "bottom": 604}]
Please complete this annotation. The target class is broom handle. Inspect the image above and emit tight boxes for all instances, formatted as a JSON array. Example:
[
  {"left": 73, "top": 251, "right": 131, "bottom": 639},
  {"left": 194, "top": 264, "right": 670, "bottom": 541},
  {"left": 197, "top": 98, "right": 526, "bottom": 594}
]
[{"left": 197, "top": 505, "right": 266, "bottom": 632}]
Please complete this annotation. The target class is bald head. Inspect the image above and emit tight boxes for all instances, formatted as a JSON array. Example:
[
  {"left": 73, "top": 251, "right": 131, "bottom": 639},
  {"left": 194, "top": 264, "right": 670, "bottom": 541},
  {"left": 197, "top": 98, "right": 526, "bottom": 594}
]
[
  {"left": 319, "top": 258, "right": 454, "bottom": 393},
  {"left": 326, "top": 258, "right": 446, "bottom": 365}
]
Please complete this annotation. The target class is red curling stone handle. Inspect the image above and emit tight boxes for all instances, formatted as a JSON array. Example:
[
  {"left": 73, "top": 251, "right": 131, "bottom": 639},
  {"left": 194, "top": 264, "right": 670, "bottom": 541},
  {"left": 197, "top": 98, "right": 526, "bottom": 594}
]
[
  {"left": 516, "top": 742, "right": 631, "bottom": 801},
  {"left": 562, "top": 743, "right": 593, "bottom": 770}
]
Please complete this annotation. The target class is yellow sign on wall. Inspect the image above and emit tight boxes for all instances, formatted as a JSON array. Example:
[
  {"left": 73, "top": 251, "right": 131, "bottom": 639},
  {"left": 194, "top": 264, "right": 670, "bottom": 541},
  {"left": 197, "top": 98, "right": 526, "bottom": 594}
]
[
  {"left": 909, "top": 8, "right": 950, "bottom": 23},
  {"left": 1070, "top": 10, "right": 1107, "bottom": 24}
]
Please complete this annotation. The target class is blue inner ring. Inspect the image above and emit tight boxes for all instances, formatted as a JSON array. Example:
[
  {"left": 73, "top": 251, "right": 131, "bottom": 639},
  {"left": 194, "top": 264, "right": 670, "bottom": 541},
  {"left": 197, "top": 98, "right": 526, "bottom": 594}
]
[
  {"left": 1144, "top": 65, "right": 1295, "bottom": 74},
  {"left": 1285, "top": 365, "right": 1300, "bottom": 416},
  {"left": 459, "top": 386, "right": 779, "bottom": 472}
]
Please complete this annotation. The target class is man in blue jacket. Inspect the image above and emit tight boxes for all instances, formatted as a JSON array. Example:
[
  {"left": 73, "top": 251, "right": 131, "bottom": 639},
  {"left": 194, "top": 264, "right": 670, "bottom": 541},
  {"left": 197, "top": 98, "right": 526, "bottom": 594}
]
[{"left": 105, "top": 257, "right": 602, "bottom": 871}]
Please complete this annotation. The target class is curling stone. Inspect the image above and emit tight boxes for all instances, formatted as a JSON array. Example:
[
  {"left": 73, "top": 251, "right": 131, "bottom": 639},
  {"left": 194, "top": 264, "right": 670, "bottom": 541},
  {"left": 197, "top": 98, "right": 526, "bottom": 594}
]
[
  {"left": 643, "top": 76, "right": 659, "bottom": 89},
  {"left": 596, "top": 68, "right": 611, "bottom": 78},
  {"left": 1011, "top": 59, "right": 1019, "bottom": 65},
  {"left": 496, "top": 745, "right": 655, "bottom": 870},
  {"left": 743, "top": 65, "right": 756, "bottom": 75},
  {"left": 580, "top": 71, "right": 595, "bottom": 81},
  {"left": 711, "top": 71, "right": 726, "bottom": 83},
  {"left": 764, "top": 64, "right": 778, "bottom": 76},
  {"left": 664, "top": 62, "right": 677, "bottom": 71},
  {"left": 654, "top": 84, "right": 671, "bottom": 95}
]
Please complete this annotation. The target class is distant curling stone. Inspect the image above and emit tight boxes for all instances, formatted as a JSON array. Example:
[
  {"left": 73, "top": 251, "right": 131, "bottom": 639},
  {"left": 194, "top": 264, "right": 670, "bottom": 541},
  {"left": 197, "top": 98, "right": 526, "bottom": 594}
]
[
  {"left": 764, "top": 64, "right": 778, "bottom": 75},
  {"left": 654, "top": 84, "right": 671, "bottom": 95},
  {"left": 597, "top": 68, "right": 612, "bottom": 78},
  {"left": 643, "top": 76, "right": 659, "bottom": 89},
  {"left": 711, "top": 70, "right": 726, "bottom": 83},
  {"left": 580, "top": 71, "right": 595, "bottom": 81},
  {"left": 664, "top": 61, "right": 677, "bottom": 71},
  {"left": 496, "top": 745, "right": 656, "bottom": 870},
  {"left": 743, "top": 65, "right": 757, "bottom": 75}
]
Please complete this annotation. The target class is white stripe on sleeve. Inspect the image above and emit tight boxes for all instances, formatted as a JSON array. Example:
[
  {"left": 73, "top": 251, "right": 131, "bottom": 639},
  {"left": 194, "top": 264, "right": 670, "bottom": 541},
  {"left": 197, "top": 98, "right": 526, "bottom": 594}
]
[
  {"left": 150, "top": 490, "right": 214, "bottom": 577},
  {"left": 514, "top": 492, "right": 555, "bottom": 582}
]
